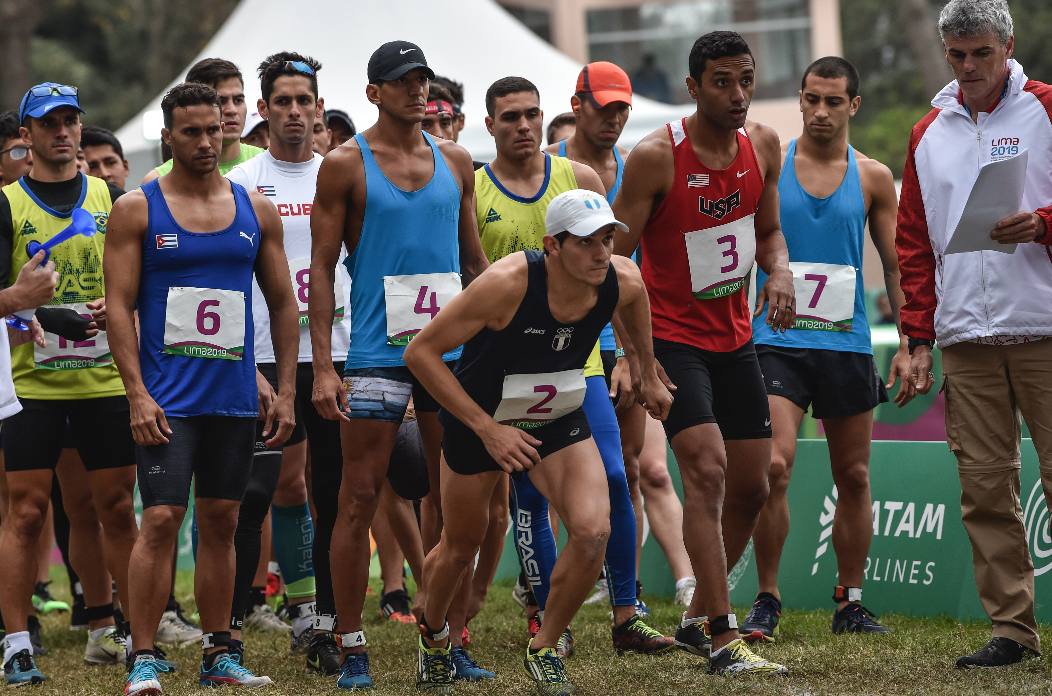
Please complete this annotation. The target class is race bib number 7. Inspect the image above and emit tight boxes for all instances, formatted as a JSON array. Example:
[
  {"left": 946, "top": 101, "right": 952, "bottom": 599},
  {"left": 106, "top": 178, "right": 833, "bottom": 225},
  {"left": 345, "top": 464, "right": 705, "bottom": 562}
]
[
  {"left": 163, "top": 287, "right": 246, "bottom": 360},
  {"left": 684, "top": 215, "right": 756, "bottom": 300},
  {"left": 383, "top": 272, "right": 461, "bottom": 346},
  {"left": 492, "top": 369, "right": 587, "bottom": 429},
  {"left": 33, "top": 303, "right": 112, "bottom": 370},
  {"left": 789, "top": 261, "right": 856, "bottom": 332}
]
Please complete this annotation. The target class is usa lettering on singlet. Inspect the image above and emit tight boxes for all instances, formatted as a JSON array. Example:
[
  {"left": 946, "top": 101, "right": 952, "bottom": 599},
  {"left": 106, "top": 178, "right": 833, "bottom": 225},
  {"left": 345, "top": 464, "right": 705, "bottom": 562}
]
[
  {"left": 137, "top": 179, "right": 260, "bottom": 417},
  {"left": 226, "top": 151, "right": 352, "bottom": 363},
  {"left": 640, "top": 118, "right": 764, "bottom": 353}
]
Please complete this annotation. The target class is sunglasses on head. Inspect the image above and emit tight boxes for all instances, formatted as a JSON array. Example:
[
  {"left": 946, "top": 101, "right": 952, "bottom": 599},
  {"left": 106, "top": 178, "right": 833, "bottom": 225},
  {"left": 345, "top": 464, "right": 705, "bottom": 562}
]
[
  {"left": 0, "top": 145, "right": 29, "bottom": 160},
  {"left": 282, "top": 61, "right": 315, "bottom": 76},
  {"left": 30, "top": 84, "right": 78, "bottom": 97}
]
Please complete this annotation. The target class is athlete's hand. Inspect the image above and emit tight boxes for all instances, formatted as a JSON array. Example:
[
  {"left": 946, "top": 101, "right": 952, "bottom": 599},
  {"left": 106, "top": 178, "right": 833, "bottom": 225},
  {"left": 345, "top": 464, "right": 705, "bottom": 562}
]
[
  {"left": 757, "top": 266, "right": 795, "bottom": 332},
  {"left": 888, "top": 344, "right": 915, "bottom": 407},
  {"left": 12, "top": 251, "right": 58, "bottom": 309},
  {"left": 991, "top": 211, "right": 1045, "bottom": 244},
  {"left": 7, "top": 317, "right": 46, "bottom": 349},
  {"left": 609, "top": 357, "right": 636, "bottom": 413},
  {"left": 639, "top": 372, "right": 674, "bottom": 421},
  {"left": 901, "top": 345, "right": 935, "bottom": 405},
  {"left": 313, "top": 367, "right": 349, "bottom": 422},
  {"left": 256, "top": 369, "right": 276, "bottom": 420},
  {"left": 86, "top": 298, "right": 107, "bottom": 331},
  {"left": 262, "top": 392, "right": 296, "bottom": 448},
  {"left": 480, "top": 421, "right": 541, "bottom": 473},
  {"left": 129, "top": 390, "right": 172, "bottom": 446}
]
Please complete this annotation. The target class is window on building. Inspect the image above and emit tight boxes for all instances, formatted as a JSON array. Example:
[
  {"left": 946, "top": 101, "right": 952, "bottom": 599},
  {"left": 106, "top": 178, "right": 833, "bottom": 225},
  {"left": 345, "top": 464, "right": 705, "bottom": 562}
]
[{"left": 501, "top": 4, "right": 553, "bottom": 43}]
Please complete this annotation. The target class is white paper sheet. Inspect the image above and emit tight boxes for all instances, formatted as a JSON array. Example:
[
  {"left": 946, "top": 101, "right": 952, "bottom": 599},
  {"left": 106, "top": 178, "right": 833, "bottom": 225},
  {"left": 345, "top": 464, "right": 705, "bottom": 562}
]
[{"left": 945, "top": 150, "right": 1028, "bottom": 255}]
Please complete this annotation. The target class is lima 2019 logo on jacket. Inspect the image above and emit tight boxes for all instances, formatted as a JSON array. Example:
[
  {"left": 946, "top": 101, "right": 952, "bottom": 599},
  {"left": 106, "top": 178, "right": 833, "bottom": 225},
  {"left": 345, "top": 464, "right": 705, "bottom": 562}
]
[{"left": 698, "top": 190, "right": 741, "bottom": 220}]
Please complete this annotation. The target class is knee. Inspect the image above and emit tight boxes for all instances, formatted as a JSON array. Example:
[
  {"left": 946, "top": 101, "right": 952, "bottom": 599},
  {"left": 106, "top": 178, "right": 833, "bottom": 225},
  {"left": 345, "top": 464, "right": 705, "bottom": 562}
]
[
  {"left": 96, "top": 495, "right": 137, "bottom": 534},
  {"left": 727, "top": 476, "right": 770, "bottom": 517},
  {"left": 488, "top": 497, "right": 509, "bottom": 532},
  {"left": 569, "top": 518, "right": 611, "bottom": 561},
  {"left": 832, "top": 460, "right": 870, "bottom": 498},
  {"left": 680, "top": 459, "right": 726, "bottom": 504},
  {"left": 197, "top": 504, "right": 240, "bottom": 541},
  {"left": 442, "top": 530, "right": 486, "bottom": 567},
  {"left": 767, "top": 453, "right": 794, "bottom": 497},
  {"left": 639, "top": 461, "right": 673, "bottom": 493},
  {"left": 6, "top": 498, "right": 49, "bottom": 540},
  {"left": 341, "top": 483, "right": 381, "bottom": 523},
  {"left": 140, "top": 508, "right": 185, "bottom": 545}
]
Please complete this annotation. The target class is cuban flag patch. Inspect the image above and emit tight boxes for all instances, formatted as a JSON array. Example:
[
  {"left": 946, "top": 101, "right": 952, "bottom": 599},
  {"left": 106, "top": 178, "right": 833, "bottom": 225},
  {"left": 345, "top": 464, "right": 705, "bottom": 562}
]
[{"left": 156, "top": 233, "right": 179, "bottom": 249}]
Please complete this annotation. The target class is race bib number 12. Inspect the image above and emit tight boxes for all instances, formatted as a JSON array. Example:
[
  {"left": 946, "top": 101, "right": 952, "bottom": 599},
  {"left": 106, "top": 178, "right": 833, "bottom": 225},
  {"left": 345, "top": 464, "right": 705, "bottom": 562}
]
[
  {"left": 33, "top": 303, "right": 112, "bottom": 370},
  {"left": 788, "top": 261, "right": 856, "bottom": 332},
  {"left": 383, "top": 272, "right": 461, "bottom": 346},
  {"left": 684, "top": 215, "right": 756, "bottom": 300},
  {"left": 163, "top": 287, "right": 246, "bottom": 360}
]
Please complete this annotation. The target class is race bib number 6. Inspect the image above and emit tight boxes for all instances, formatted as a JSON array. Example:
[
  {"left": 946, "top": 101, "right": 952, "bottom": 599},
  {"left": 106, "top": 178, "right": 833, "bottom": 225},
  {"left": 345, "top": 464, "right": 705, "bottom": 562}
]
[
  {"left": 163, "top": 287, "right": 246, "bottom": 360},
  {"left": 492, "top": 369, "right": 587, "bottom": 428},
  {"left": 788, "top": 261, "right": 856, "bottom": 332},
  {"left": 33, "top": 302, "right": 112, "bottom": 370},
  {"left": 383, "top": 272, "right": 461, "bottom": 346},
  {"left": 684, "top": 214, "right": 756, "bottom": 300}
]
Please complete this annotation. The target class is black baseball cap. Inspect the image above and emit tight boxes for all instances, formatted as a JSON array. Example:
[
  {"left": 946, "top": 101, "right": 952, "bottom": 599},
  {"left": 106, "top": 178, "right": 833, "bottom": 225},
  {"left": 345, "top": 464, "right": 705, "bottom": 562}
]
[{"left": 367, "top": 41, "right": 435, "bottom": 83}]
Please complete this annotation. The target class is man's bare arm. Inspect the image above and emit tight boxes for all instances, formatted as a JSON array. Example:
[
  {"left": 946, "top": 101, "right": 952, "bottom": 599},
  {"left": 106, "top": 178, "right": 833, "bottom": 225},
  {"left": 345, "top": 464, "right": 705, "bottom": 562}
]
[
  {"left": 748, "top": 123, "right": 794, "bottom": 331},
  {"left": 611, "top": 257, "right": 673, "bottom": 420},
  {"left": 569, "top": 161, "right": 607, "bottom": 198},
  {"left": 612, "top": 131, "right": 668, "bottom": 258},
  {"left": 443, "top": 142, "right": 489, "bottom": 285}
]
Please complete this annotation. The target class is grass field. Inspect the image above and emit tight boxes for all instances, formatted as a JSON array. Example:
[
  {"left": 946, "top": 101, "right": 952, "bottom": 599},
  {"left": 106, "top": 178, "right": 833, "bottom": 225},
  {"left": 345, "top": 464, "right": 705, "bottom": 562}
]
[{"left": 24, "top": 572, "right": 1052, "bottom": 695}]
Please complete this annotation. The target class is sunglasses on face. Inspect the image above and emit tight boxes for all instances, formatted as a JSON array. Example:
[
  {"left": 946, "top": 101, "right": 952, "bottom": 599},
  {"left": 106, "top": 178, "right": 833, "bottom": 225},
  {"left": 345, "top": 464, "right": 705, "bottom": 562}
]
[{"left": 0, "top": 145, "right": 29, "bottom": 160}]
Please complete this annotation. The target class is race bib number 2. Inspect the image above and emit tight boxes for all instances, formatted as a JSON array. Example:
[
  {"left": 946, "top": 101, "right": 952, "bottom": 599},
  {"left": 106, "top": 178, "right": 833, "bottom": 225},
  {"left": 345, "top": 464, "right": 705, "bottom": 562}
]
[
  {"left": 383, "top": 272, "right": 461, "bottom": 346},
  {"left": 492, "top": 370, "right": 587, "bottom": 429},
  {"left": 163, "top": 287, "right": 246, "bottom": 360},
  {"left": 33, "top": 303, "right": 112, "bottom": 370},
  {"left": 684, "top": 215, "right": 756, "bottom": 300},
  {"left": 789, "top": 261, "right": 856, "bottom": 332}
]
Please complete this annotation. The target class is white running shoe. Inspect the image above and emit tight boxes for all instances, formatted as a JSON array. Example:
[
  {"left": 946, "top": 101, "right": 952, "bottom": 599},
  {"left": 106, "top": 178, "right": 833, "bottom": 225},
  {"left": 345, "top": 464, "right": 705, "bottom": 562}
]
[
  {"left": 675, "top": 578, "right": 697, "bottom": 608},
  {"left": 511, "top": 579, "right": 531, "bottom": 609},
  {"left": 243, "top": 604, "right": 291, "bottom": 633},
  {"left": 85, "top": 626, "right": 125, "bottom": 665},
  {"left": 155, "top": 610, "right": 203, "bottom": 647},
  {"left": 584, "top": 579, "right": 609, "bottom": 606}
]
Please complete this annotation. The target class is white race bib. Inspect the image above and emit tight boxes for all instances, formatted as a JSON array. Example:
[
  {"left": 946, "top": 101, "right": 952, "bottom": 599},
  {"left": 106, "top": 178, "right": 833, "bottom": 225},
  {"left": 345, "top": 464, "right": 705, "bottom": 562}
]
[
  {"left": 492, "top": 369, "right": 587, "bottom": 428},
  {"left": 789, "top": 261, "right": 856, "bottom": 332},
  {"left": 289, "top": 257, "right": 346, "bottom": 327},
  {"left": 33, "top": 303, "right": 112, "bottom": 370},
  {"left": 383, "top": 272, "right": 461, "bottom": 346},
  {"left": 163, "top": 287, "right": 246, "bottom": 360},
  {"left": 684, "top": 215, "right": 756, "bottom": 300}
]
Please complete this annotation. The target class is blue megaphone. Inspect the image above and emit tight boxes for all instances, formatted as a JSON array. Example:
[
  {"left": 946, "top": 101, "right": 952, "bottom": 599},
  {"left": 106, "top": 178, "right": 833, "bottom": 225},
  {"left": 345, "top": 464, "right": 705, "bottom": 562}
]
[{"left": 26, "top": 207, "right": 97, "bottom": 266}]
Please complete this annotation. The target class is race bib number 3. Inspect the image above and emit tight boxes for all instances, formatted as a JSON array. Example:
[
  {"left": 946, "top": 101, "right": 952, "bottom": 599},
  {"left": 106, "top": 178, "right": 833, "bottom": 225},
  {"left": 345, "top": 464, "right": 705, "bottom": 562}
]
[
  {"left": 33, "top": 303, "right": 112, "bottom": 370},
  {"left": 290, "top": 258, "right": 346, "bottom": 327},
  {"left": 684, "top": 215, "right": 756, "bottom": 300},
  {"left": 492, "top": 369, "right": 586, "bottom": 428},
  {"left": 789, "top": 261, "right": 856, "bottom": 332},
  {"left": 383, "top": 272, "right": 461, "bottom": 346},
  {"left": 163, "top": 287, "right": 246, "bottom": 360}
]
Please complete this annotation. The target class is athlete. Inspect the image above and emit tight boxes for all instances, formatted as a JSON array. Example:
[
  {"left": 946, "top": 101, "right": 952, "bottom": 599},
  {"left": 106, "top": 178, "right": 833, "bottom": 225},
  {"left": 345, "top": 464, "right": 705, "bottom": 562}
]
[
  {"left": 407, "top": 188, "right": 673, "bottom": 694},
  {"left": 308, "top": 40, "right": 488, "bottom": 691},
  {"left": 143, "top": 58, "right": 264, "bottom": 182},
  {"left": 0, "top": 82, "right": 139, "bottom": 685},
  {"left": 226, "top": 52, "right": 341, "bottom": 667},
  {"left": 105, "top": 82, "right": 298, "bottom": 694},
  {"left": 613, "top": 31, "right": 794, "bottom": 675},
  {"left": 742, "top": 57, "right": 910, "bottom": 642},
  {"left": 80, "top": 126, "right": 129, "bottom": 190},
  {"left": 421, "top": 83, "right": 457, "bottom": 142},
  {"left": 480, "top": 75, "right": 671, "bottom": 655}
]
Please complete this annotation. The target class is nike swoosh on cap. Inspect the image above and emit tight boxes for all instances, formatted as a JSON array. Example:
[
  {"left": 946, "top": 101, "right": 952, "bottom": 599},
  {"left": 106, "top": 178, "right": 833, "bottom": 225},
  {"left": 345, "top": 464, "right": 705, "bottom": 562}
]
[{"left": 400, "top": 48, "right": 416, "bottom": 55}]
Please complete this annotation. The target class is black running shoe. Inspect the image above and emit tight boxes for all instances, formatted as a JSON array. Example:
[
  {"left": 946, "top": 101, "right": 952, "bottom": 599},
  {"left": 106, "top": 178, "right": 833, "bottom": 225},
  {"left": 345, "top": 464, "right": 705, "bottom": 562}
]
[
  {"left": 673, "top": 616, "right": 711, "bottom": 657},
  {"left": 306, "top": 631, "right": 343, "bottom": 676},
  {"left": 740, "top": 593, "right": 780, "bottom": 642},
  {"left": 27, "top": 615, "right": 47, "bottom": 656},
  {"left": 831, "top": 603, "right": 890, "bottom": 634},
  {"left": 379, "top": 588, "right": 415, "bottom": 624},
  {"left": 955, "top": 637, "right": 1039, "bottom": 669}
]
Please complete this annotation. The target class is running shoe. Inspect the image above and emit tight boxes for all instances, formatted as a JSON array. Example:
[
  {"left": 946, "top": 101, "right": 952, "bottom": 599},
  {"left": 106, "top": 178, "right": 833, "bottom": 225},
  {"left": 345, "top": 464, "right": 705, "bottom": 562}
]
[
  {"left": 125, "top": 655, "right": 161, "bottom": 695},
  {"left": 336, "top": 652, "right": 373, "bottom": 690},
  {"left": 583, "top": 578, "right": 608, "bottom": 606},
  {"left": 416, "top": 636, "right": 455, "bottom": 692},
  {"left": 27, "top": 615, "right": 47, "bottom": 656},
  {"left": 85, "top": 625, "right": 126, "bottom": 664},
  {"left": 306, "top": 631, "right": 343, "bottom": 676},
  {"left": 264, "top": 571, "right": 283, "bottom": 600},
  {"left": 527, "top": 613, "right": 542, "bottom": 639},
  {"left": 243, "top": 603, "right": 290, "bottom": 632},
  {"left": 199, "top": 651, "right": 272, "bottom": 688},
  {"left": 155, "top": 609, "right": 203, "bottom": 647},
  {"left": 451, "top": 645, "right": 495, "bottom": 681},
  {"left": 524, "top": 643, "right": 574, "bottom": 696},
  {"left": 708, "top": 638, "right": 788, "bottom": 675},
  {"left": 955, "top": 637, "right": 1040, "bottom": 669},
  {"left": 831, "top": 603, "right": 891, "bottom": 634},
  {"left": 740, "top": 592, "right": 781, "bottom": 642},
  {"left": 512, "top": 576, "right": 535, "bottom": 610},
  {"left": 379, "top": 588, "right": 415, "bottom": 624},
  {"left": 70, "top": 591, "right": 87, "bottom": 631},
  {"left": 674, "top": 614, "right": 711, "bottom": 657},
  {"left": 32, "top": 581, "right": 69, "bottom": 615},
  {"left": 3, "top": 649, "right": 45, "bottom": 687},
  {"left": 556, "top": 628, "right": 575, "bottom": 659},
  {"left": 461, "top": 626, "right": 471, "bottom": 647},
  {"left": 153, "top": 647, "right": 177, "bottom": 674},
  {"left": 674, "top": 578, "right": 696, "bottom": 608},
  {"left": 611, "top": 615, "right": 675, "bottom": 655},
  {"left": 634, "top": 599, "right": 650, "bottom": 618},
  {"left": 290, "top": 626, "right": 314, "bottom": 654}
]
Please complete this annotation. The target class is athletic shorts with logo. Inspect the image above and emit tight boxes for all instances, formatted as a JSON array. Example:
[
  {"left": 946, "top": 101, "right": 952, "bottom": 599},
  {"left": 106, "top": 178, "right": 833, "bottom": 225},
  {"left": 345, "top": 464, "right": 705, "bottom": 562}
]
[{"left": 756, "top": 345, "right": 888, "bottom": 418}]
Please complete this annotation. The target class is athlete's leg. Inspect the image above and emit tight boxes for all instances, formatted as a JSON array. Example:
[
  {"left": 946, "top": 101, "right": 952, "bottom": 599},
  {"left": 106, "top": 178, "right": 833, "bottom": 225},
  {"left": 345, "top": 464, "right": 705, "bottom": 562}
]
[
  {"left": 373, "top": 501, "right": 406, "bottom": 595},
  {"left": 722, "top": 438, "right": 771, "bottom": 569},
  {"left": 195, "top": 497, "right": 242, "bottom": 642},
  {"left": 823, "top": 411, "right": 876, "bottom": 598},
  {"left": 271, "top": 439, "right": 316, "bottom": 611},
  {"left": 129, "top": 504, "right": 186, "bottom": 653},
  {"left": 467, "top": 477, "right": 509, "bottom": 623},
  {"left": 85, "top": 466, "right": 138, "bottom": 614},
  {"left": 230, "top": 450, "right": 282, "bottom": 634},
  {"left": 419, "top": 412, "right": 444, "bottom": 555},
  {"left": 55, "top": 456, "right": 113, "bottom": 628},
  {"left": 526, "top": 438, "right": 611, "bottom": 649},
  {"left": 617, "top": 400, "right": 647, "bottom": 573},
  {"left": 0, "top": 469, "right": 54, "bottom": 633},
  {"left": 752, "top": 396, "right": 805, "bottom": 597},
  {"left": 509, "top": 472, "right": 556, "bottom": 609},
  {"left": 34, "top": 506, "right": 53, "bottom": 587},
  {"left": 637, "top": 414, "right": 692, "bottom": 582},
  {"left": 303, "top": 397, "right": 342, "bottom": 632},
  {"left": 379, "top": 482, "right": 425, "bottom": 590}
]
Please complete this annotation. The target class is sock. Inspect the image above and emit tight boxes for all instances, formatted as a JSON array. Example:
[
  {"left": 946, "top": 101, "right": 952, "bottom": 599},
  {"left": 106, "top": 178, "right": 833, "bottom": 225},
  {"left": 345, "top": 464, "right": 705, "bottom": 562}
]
[
  {"left": 675, "top": 577, "right": 695, "bottom": 590},
  {"left": 249, "top": 587, "right": 266, "bottom": 609},
  {"left": 271, "top": 504, "right": 316, "bottom": 599},
  {"left": 3, "top": 631, "right": 32, "bottom": 663}
]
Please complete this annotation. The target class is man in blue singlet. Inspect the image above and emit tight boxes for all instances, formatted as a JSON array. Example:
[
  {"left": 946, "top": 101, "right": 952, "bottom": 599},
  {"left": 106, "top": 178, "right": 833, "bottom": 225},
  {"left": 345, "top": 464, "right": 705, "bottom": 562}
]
[
  {"left": 742, "top": 57, "right": 912, "bottom": 641},
  {"left": 308, "top": 40, "right": 489, "bottom": 691},
  {"left": 103, "top": 82, "right": 300, "bottom": 695}
]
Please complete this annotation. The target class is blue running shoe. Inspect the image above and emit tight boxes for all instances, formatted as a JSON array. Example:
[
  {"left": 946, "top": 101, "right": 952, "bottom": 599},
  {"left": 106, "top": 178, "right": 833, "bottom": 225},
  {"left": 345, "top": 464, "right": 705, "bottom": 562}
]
[
  {"left": 635, "top": 599, "right": 650, "bottom": 618},
  {"left": 336, "top": 653, "right": 373, "bottom": 691},
  {"left": 4, "top": 649, "right": 46, "bottom": 687},
  {"left": 199, "top": 652, "right": 272, "bottom": 688},
  {"left": 451, "top": 646, "right": 495, "bottom": 681},
  {"left": 125, "top": 655, "right": 160, "bottom": 695}
]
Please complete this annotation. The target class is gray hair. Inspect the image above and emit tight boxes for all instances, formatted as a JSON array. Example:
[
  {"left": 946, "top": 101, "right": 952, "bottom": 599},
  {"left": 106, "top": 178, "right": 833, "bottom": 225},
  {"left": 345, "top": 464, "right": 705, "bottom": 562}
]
[{"left": 938, "top": 0, "right": 1014, "bottom": 45}]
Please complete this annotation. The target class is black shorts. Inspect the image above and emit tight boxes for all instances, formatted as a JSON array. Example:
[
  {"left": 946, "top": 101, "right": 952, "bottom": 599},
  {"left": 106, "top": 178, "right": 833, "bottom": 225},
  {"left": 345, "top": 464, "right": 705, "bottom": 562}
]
[
  {"left": 255, "top": 363, "right": 311, "bottom": 450},
  {"left": 654, "top": 338, "right": 771, "bottom": 441},
  {"left": 756, "top": 345, "right": 888, "bottom": 419},
  {"left": 136, "top": 416, "right": 256, "bottom": 508},
  {"left": 389, "top": 418, "right": 429, "bottom": 500},
  {"left": 600, "top": 349, "right": 617, "bottom": 390},
  {"left": 441, "top": 409, "right": 592, "bottom": 476},
  {"left": 2, "top": 396, "right": 135, "bottom": 472},
  {"left": 342, "top": 365, "right": 442, "bottom": 422}
]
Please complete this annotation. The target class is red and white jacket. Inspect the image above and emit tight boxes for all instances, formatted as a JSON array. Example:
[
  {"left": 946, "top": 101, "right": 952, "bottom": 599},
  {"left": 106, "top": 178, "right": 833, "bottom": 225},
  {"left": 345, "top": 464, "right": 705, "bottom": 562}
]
[{"left": 896, "top": 60, "right": 1052, "bottom": 347}]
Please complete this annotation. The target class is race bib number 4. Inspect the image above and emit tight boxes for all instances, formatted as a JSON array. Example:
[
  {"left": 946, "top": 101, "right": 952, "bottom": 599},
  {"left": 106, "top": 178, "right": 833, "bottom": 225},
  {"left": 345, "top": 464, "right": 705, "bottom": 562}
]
[
  {"left": 383, "top": 272, "right": 461, "bottom": 346},
  {"left": 789, "top": 261, "right": 856, "bottom": 332},
  {"left": 492, "top": 370, "right": 586, "bottom": 429},
  {"left": 684, "top": 215, "right": 756, "bottom": 300},
  {"left": 163, "top": 287, "right": 246, "bottom": 360},
  {"left": 33, "top": 303, "right": 112, "bottom": 370},
  {"left": 290, "top": 258, "right": 346, "bottom": 327}
]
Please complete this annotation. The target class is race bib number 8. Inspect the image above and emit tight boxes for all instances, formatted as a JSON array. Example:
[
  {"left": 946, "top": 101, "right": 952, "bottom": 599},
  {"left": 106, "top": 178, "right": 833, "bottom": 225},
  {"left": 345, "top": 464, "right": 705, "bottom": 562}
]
[
  {"left": 33, "top": 303, "right": 112, "bottom": 370},
  {"left": 788, "top": 261, "right": 856, "bottom": 332},
  {"left": 383, "top": 272, "right": 461, "bottom": 346},
  {"left": 684, "top": 215, "right": 756, "bottom": 300},
  {"left": 290, "top": 257, "right": 346, "bottom": 327},
  {"left": 492, "top": 369, "right": 586, "bottom": 428},
  {"left": 163, "top": 287, "right": 246, "bottom": 360}
]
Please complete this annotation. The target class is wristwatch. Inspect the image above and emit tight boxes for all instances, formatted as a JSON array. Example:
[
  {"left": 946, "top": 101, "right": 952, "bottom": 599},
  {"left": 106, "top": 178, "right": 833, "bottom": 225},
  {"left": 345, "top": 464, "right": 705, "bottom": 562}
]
[
  {"left": 614, "top": 347, "right": 626, "bottom": 360},
  {"left": 907, "top": 337, "right": 935, "bottom": 355}
]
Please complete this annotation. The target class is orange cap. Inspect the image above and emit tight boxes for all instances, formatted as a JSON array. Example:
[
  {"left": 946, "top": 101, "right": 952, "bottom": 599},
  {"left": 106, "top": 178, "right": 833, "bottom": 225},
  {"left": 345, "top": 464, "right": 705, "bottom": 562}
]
[{"left": 575, "top": 62, "right": 633, "bottom": 107}]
